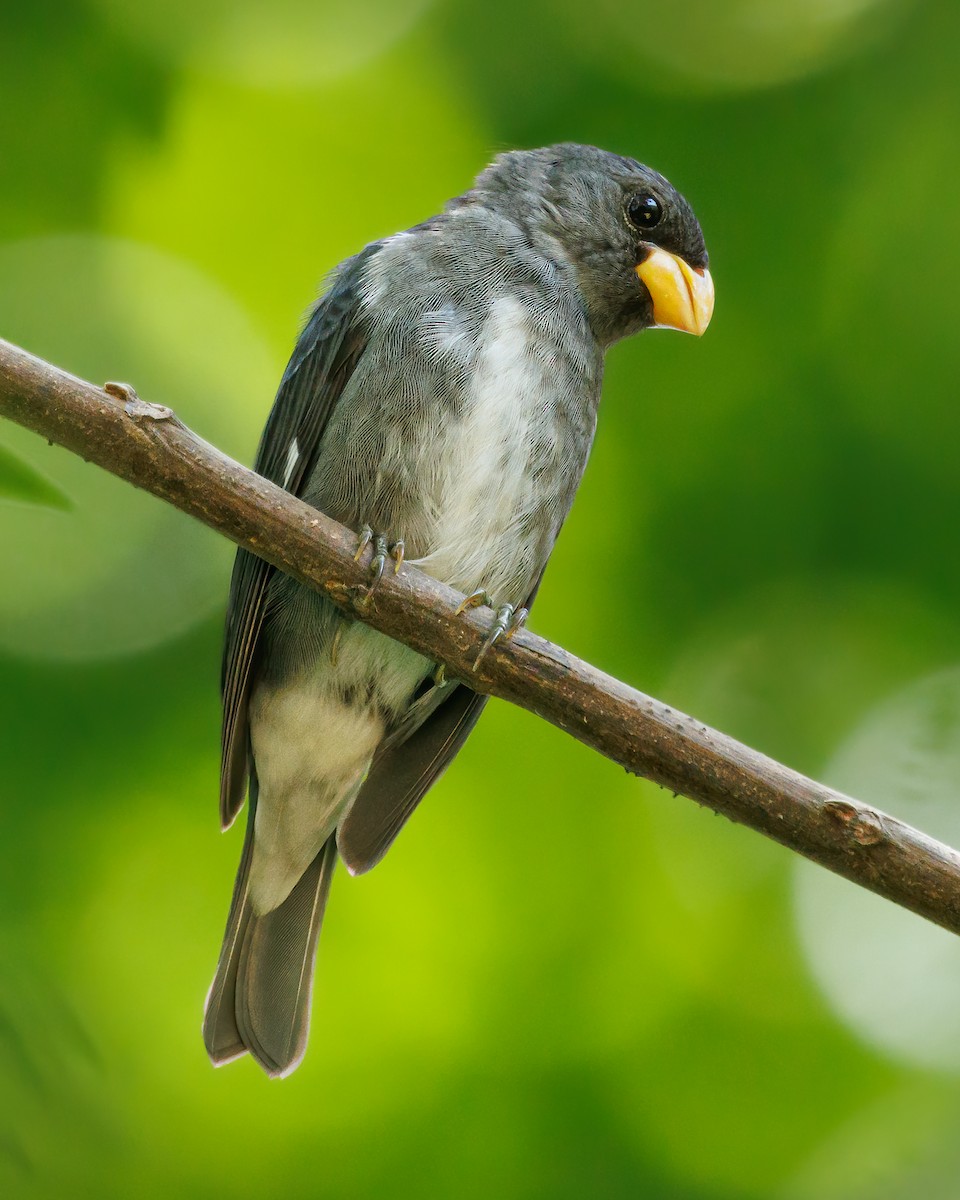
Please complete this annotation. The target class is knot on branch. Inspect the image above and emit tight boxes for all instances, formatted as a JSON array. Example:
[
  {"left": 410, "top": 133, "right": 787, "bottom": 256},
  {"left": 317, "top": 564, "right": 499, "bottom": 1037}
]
[
  {"left": 822, "top": 798, "right": 886, "bottom": 847},
  {"left": 104, "top": 381, "right": 178, "bottom": 427}
]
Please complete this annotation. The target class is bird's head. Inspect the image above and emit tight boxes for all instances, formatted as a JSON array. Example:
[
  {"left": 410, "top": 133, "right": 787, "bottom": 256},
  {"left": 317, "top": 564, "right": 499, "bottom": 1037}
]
[{"left": 469, "top": 143, "right": 714, "bottom": 347}]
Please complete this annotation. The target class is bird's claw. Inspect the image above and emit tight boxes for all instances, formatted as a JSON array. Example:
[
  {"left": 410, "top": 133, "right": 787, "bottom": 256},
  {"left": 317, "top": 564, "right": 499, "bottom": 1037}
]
[
  {"left": 354, "top": 526, "right": 404, "bottom": 607},
  {"left": 455, "top": 589, "right": 494, "bottom": 616},
  {"left": 457, "top": 593, "right": 528, "bottom": 671},
  {"left": 353, "top": 525, "right": 374, "bottom": 563},
  {"left": 329, "top": 620, "right": 345, "bottom": 666},
  {"left": 474, "top": 604, "right": 527, "bottom": 669}
]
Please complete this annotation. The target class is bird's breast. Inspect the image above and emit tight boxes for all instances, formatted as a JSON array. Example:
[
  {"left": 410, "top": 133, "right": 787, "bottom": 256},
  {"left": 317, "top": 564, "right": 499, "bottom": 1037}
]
[{"left": 411, "top": 292, "right": 599, "bottom": 603}]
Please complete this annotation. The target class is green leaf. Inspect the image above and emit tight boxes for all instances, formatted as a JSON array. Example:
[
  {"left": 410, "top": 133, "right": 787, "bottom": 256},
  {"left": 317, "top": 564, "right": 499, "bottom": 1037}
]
[{"left": 0, "top": 443, "right": 72, "bottom": 509}]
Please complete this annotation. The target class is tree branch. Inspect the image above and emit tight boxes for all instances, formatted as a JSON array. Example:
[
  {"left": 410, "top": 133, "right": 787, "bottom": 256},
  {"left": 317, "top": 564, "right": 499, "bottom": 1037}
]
[{"left": 3, "top": 334, "right": 960, "bottom": 933}]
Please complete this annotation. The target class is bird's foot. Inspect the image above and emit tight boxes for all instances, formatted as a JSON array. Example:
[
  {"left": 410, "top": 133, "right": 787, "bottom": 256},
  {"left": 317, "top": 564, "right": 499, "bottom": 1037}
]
[
  {"left": 353, "top": 525, "right": 404, "bottom": 606},
  {"left": 456, "top": 591, "right": 528, "bottom": 671}
]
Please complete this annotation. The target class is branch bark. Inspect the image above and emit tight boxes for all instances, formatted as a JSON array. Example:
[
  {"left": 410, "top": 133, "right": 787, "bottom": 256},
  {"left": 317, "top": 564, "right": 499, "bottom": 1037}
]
[{"left": 3, "top": 334, "right": 960, "bottom": 933}]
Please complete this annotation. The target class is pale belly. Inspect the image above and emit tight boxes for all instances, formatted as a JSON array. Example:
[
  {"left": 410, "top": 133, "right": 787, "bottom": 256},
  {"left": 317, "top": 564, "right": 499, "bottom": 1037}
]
[{"left": 410, "top": 294, "right": 590, "bottom": 606}]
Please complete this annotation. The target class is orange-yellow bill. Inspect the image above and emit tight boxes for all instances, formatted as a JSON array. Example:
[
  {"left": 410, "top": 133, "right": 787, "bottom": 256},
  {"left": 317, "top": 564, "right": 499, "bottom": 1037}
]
[{"left": 635, "top": 247, "right": 715, "bottom": 336}]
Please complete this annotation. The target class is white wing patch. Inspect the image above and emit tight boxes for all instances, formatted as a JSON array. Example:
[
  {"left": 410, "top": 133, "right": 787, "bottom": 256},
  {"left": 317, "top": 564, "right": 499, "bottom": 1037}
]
[{"left": 282, "top": 438, "right": 300, "bottom": 489}]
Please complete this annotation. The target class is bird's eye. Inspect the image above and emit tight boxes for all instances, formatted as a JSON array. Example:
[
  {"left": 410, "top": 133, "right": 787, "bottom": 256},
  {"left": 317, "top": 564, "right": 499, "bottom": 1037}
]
[{"left": 627, "top": 193, "right": 662, "bottom": 230}]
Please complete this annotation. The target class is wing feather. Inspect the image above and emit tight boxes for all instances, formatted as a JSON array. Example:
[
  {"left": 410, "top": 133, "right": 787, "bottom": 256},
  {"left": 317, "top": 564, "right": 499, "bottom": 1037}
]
[{"left": 219, "top": 246, "right": 378, "bottom": 828}]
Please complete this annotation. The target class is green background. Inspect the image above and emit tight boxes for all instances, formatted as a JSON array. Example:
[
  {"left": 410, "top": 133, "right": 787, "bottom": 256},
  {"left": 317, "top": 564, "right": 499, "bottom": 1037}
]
[{"left": 4, "top": 0, "right": 960, "bottom": 1195}]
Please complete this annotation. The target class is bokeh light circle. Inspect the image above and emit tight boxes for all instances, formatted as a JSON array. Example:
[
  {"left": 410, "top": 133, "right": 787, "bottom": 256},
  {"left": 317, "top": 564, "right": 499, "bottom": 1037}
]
[
  {"left": 794, "top": 666, "right": 960, "bottom": 1070},
  {"left": 580, "top": 0, "right": 911, "bottom": 93},
  {"left": 0, "top": 235, "right": 276, "bottom": 660},
  {"left": 91, "top": 0, "right": 436, "bottom": 89}
]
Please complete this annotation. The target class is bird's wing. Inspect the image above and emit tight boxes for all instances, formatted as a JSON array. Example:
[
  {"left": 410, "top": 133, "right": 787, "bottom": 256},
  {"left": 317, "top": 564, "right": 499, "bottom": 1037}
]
[
  {"left": 220, "top": 247, "right": 378, "bottom": 829},
  {"left": 336, "top": 570, "right": 548, "bottom": 875},
  {"left": 336, "top": 687, "right": 489, "bottom": 875}
]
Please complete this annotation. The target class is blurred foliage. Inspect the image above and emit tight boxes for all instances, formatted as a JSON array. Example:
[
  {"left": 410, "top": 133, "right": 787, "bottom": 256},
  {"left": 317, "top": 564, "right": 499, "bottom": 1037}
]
[{"left": 3, "top": 0, "right": 960, "bottom": 1196}]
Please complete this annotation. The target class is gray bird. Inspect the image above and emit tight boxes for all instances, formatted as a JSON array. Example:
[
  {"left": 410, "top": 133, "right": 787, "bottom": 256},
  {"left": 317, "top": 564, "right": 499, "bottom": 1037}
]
[{"left": 203, "top": 142, "right": 714, "bottom": 1077}]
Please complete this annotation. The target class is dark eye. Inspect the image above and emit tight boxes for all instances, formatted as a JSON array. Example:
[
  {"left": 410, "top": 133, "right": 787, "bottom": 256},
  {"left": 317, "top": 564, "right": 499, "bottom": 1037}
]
[{"left": 627, "top": 193, "right": 662, "bottom": 230}]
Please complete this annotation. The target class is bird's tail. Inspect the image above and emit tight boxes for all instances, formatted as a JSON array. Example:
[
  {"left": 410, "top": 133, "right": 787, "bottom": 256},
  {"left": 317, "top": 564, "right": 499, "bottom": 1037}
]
[{"left": 202, "top": 798, "right": 337, "bottom": 1078}]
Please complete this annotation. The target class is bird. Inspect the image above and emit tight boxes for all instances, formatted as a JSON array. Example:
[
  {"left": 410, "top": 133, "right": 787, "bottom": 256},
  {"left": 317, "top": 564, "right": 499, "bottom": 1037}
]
[{"left": 202, "top": 142, "right": 714, "bottom": 1078}]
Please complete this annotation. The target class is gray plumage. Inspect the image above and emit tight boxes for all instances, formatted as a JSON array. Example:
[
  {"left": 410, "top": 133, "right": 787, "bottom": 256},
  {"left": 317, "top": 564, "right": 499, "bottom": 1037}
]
[{"left": 203, "top": 143, "right": 711, "bottom": 1076}]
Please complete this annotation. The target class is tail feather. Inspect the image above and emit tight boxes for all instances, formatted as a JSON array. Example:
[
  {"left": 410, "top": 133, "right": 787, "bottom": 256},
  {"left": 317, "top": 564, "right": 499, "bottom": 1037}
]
[
  {"left": 203, "top": 815, "right": 337, "bottom": 1078},
  {"left": 236, "top": 839, "right": 337, "bottom": 1077},
  {"left": 202, "top": 805, "right": 256, "bottom": 1066}
]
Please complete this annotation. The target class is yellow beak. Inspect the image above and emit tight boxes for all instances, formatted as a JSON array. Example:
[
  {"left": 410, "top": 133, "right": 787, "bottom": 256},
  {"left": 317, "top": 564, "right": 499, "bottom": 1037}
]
[{"left": 635, "top": 247, "right": 715, "bottom": 336}]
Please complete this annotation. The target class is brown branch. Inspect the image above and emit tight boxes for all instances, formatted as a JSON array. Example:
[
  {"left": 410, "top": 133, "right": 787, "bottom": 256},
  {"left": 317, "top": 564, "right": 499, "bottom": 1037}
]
[{"left": 2, "top": 333, "right": 960, "bottom": 933}]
